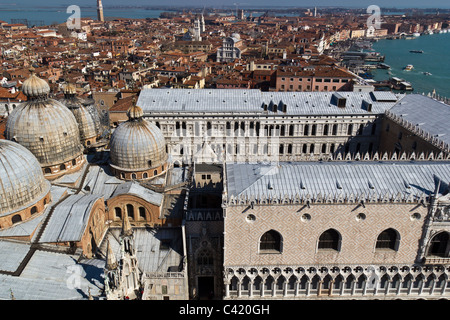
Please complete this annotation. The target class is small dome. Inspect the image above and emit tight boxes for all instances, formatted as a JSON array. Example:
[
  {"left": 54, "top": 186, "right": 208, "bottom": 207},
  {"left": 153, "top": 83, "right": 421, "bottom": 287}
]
[
  {"left": 22, "top": 68, "right": 50, "bottom": 98},
  {"left": 0, "top": 140, "right": 51, "bottom": 215},
  {"left": 109, "top": 117, "right": 167, "bottom": 172},
  {"left": 63, "top": 83, "right": 77, "bottom": 95},
  {"left": 126, "top": 105, "right": 144, "bottom": 120},
  {"left": 231, "top": 33, "right": 241, "bottom": 40}
]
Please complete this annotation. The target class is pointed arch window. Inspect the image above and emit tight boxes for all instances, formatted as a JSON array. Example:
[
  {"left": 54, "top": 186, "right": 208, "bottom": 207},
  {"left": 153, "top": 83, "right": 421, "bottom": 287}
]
[
  {"left": 259, "top": 230, "right": 282, "bottom": 253},
  {"left": 428, "top": 232, "right": 449, "bottom": 257},
  {"left": 375, "top": 228, "right": 400, "bottom": 251},
  {"left": 318, "top": 229, "right": 341, "bottom": 251}
]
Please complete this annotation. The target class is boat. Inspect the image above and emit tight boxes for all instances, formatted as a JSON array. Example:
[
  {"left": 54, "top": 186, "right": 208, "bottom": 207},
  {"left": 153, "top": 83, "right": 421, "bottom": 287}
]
[
  {"left": 423, "top": 72, "right": 432, "bottom": 76},
  {"left": 403, "top": 64, "right": 414, "bottom": 71},
  {"left": 377, "top": 63, "right": 391, "bottom": 69},
  {"left": 409, "top": 50, "right": 423, "bottom": 53},
  {"left": 413, "top": 32, "right": 421, "bottom": 37}
]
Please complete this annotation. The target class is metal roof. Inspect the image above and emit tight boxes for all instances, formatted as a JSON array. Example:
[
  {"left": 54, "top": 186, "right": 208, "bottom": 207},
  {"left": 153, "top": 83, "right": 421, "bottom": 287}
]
[
  {"left": 387, "top": 94, "right": 450, "bottom": 147},
  {"left": 226, "top": 161, "right": 450, "bottom": 203},
  {"left": 111, "top": 181, "right": 163, "bottom": 206},
  {"left": 137, "top": 89, "right": 403, "bottom": 116},
  {"left": 0, "top": 249, "right": 103, "bottom": 300},
  {"left": 39, "top": 194, "right": 103, "bottom": 243}
]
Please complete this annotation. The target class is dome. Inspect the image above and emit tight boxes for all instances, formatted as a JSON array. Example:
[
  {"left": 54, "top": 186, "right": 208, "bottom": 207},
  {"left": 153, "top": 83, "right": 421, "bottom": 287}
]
[
  {"left": 21, "top": 68, "right": 50, "bottom": 98},
  {"left": 109, "top": 106, "right": 168, "bottom": 174},
  {"left": 0, "top": 140, "right": 51, "bottom": 216},
  {"left": 59, "top": 84, "right": 101, "bottom": 144},
  {"left": 231, "top": 33, "right": 241, "bottom": 40},
  {"left": 6, "top": 73, "right": 84, "bottom": 170}
]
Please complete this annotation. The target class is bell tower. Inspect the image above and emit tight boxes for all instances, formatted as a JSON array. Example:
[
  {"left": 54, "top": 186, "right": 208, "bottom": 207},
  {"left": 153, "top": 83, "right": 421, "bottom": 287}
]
[{"left": 97, "top": 0, "right": 105, "bottom": 22}]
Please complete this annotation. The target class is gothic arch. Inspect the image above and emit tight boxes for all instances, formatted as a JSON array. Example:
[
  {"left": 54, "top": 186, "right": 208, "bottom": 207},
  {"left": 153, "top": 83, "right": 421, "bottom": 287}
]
[
  {"left": 375, "top": 228, "right": 400, "bottom": 251},
  {"left": 259, "top": 229, "right": 283, "bottom": 253},
  {"left": 318, "top": 228, "right": 341, "bottom": 251},
  {"left": 427, "top": 231, "right": 450, "bottom": 257}
]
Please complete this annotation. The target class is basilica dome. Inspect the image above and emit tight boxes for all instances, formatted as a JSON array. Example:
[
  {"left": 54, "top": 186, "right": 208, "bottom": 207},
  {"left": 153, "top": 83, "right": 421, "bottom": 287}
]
[
  {"left": 0, "top": 140, "right": 51, "bottom": 220},
  {"left": 5, "top": 71, "right": 85, "bottom": 179},
  {"left": 109, "top": 103, "right": 168, "bottom": 180},
  {"left": 59, "top": 83, "right": 101, "bottom": 147}
]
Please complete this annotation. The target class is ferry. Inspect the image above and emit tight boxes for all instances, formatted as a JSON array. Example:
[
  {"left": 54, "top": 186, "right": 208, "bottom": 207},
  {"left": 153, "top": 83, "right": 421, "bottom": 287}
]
[
  {"left": 409, "top": 50, "right": 423, "bottom": 54},
  {"left": 403, "top": 64, "right": 414, "bottom": 71}
]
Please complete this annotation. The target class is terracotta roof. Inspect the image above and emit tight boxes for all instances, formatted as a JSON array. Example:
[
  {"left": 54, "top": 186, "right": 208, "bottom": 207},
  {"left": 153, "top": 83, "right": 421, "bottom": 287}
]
[{"left": 109, "top": 95, "right": 137, "bottom": 112}]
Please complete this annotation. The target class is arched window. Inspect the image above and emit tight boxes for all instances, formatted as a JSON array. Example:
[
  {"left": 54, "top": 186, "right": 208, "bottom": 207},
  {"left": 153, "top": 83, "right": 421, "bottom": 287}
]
[
  {"left": 318, "top": 229, "right": 341, "bottom": 251},
  {"left": 44, "top": 167, "right": 52, "bottom": 174},
  {"left": 304, "top": 124, "right": 309, "bottom": 136},
  {"left": 139, "top": 207, "right": 146, "bottom": 220},
  {"left": 12, "top": 214, "right": 22, "bottom": 224},
  {"left": 376, "top": 228, "right": 399, "bottom": 251},
  {"left": 428, "top": 232, "right": 449, "bottom": 257},
  {"left": 114, "top": 207, "right": 122, "bottom": 219},
  {"left": 143, "top": 172, "right": 148, "bottom": 179},
  {"left": 126, "top": 204, "right": 134, "bottom": 220},
  {"left": 60, "top": 164, "right": 66, "bottom": 171},
  {"left": 332, "top": 124, "right": 338, "bottom": 136},
  {"left": 30, "top": 206, "right": 38, "bottom": 215},
  {"left": 131, "top": 173, "right": 137, "bottom": 179},
  {"left": 197, "top": 248, "right": 213, "bottom": 266},
  {"left": 259, "top": 230, "right": 282, "bottom": 253}
]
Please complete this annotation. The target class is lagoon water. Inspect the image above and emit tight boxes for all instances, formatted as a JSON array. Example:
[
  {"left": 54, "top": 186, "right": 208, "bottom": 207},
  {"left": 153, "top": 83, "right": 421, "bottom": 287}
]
[
  {"left": 0, "top": 6, "right": 165, "bottom": 25},
  {"left": 371, "top": 32, "right": 450, "bottom": 98}
]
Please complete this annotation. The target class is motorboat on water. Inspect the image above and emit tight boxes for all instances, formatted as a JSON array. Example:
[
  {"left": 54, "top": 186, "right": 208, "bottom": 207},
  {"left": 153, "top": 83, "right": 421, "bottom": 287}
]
[
  {"left": 403, "top": 64, "right": 414, "bottom": 71},
  {"left": 413, "top": 32, "right": 421, "bottom": 37},
  {"left": 409, "top": 50, "right": 423, "bottom": 53},
  {"left": 423, "top": 72, "right": 432, "bottom": 76}
]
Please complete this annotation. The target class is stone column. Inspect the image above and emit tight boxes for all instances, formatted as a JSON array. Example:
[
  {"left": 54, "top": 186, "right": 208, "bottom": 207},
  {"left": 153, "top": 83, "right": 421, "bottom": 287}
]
[
  {"left": 260, "top": 279, "right": 265, "bottom": 297},
  {"left": 329, "top": 280, "right": 334, "bottom": 296},
  {"left": 237, "top": 279, "right": 242, "bottom": 298},
  {"left": 224, "top": 280, "right": 230, "bottom": 298},
  {"left": 317, "top": 280, "right": 323, "bottom": 296},
  {"left": 249, "top": 279, "right": 254, "bottom": 298},
  {"left": 294, "top": 280, "right": 300, "bottom": 297}
]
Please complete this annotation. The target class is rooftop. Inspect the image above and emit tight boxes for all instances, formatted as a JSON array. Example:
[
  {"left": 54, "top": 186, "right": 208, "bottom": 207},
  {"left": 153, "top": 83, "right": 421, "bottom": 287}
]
[
  {"left": 225, "top": 161, "right": 450, "bottom": 205},
  {"left": 137, "top": 89, "right": 403, "bottom": 116}
]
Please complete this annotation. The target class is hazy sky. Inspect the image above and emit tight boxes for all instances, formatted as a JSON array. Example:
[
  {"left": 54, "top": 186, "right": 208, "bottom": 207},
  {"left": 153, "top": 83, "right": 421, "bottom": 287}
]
[{"left": 1, "top": 0, "right": 450, "bottom": 8}]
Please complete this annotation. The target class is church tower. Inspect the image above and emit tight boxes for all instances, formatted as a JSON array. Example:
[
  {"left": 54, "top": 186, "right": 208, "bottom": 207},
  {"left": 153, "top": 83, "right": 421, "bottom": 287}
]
[
  {"left": 97, "top": 0, "right": 105, "bottom": 22},
  {"left": 193, "top": 17, "right": 202, "bottom": 41},
  {"left": 103, "top": 215, "right": 142, "bottom": 300},
  {"left": 201, "top": 14, "right": 205, "bottom": 33}
]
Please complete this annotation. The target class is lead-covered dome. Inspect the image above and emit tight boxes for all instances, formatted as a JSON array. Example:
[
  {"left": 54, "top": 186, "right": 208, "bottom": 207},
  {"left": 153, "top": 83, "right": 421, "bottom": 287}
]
[
  {"left": 0, "top": 140, "right": 51, "bottom": 216},
  {"left": 109, "top": 104, "right": 168, "bottom": 180},
  {"left": 59, "top": 83, "right": 101, "bottom": 147},
  {"left": 5, "top": 71, "right": 84, "bottom": 178},
  {"left": 21, "top": 68, "right": 51, "bottom": 98}
]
